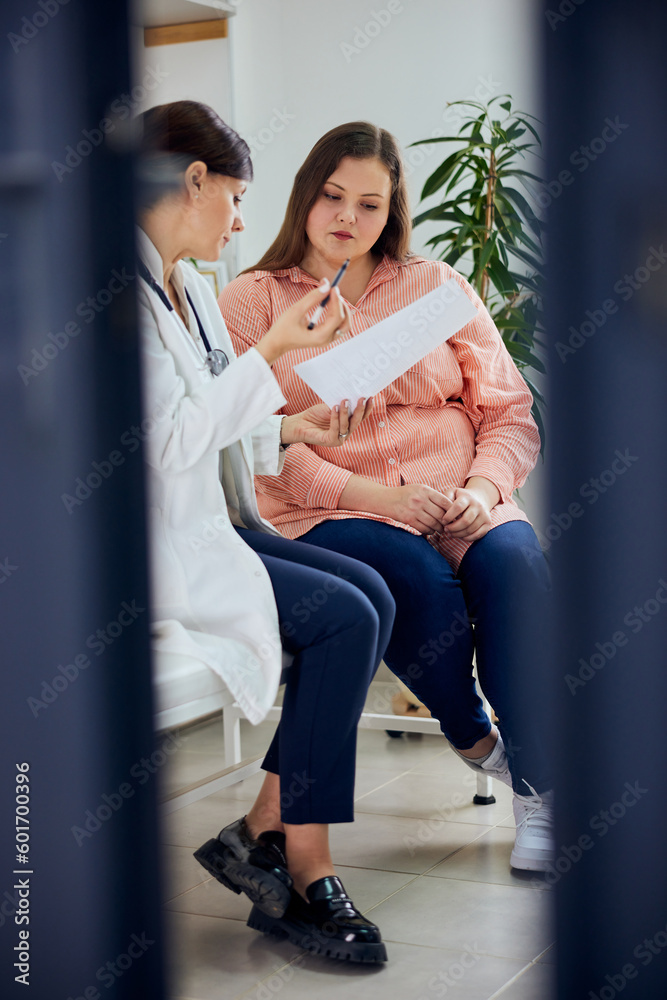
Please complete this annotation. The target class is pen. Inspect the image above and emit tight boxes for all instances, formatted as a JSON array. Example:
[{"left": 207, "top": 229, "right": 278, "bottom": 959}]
[{"left": 307, "top": 258, "right": 350, "bottom": 329}]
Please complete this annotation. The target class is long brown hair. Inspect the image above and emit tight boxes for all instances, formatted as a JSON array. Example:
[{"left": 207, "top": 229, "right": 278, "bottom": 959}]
[{"left": 245, "top": 121, "right": 412, "bottom": 272}]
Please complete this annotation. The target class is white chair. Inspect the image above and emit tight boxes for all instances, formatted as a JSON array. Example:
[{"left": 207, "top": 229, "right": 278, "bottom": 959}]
[{"left": 154, "top": 651, "right": 494, "bottom": 812}]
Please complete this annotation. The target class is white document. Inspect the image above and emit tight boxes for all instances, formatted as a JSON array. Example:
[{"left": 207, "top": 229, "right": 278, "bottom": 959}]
[{"left": 294, "top": 279, "right": 478, "bottom": 408}]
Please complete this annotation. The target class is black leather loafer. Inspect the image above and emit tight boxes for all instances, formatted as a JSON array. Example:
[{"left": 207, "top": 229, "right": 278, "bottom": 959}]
[
  {"left": 247, "top": 875, "right": 387, "bottom": 964},
  {"left": 193, "top": 816, "right": 293, "bottom": 918}
]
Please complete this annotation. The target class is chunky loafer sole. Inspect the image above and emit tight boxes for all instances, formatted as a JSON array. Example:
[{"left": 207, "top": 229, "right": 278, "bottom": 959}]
[
  {"left": 247, "top": 904, "right": 388, "bottom": 964},
  {"left": 194, "top": 838, "right": 292, "bottom": 918}
]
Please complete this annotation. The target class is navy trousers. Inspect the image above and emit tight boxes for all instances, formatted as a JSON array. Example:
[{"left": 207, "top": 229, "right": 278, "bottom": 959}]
[
  {"left": 302, "top": 519, "right": 552, "bottom": 793},
  {"left": 236, "top": 528, "right": 395, "bottom": 823}
]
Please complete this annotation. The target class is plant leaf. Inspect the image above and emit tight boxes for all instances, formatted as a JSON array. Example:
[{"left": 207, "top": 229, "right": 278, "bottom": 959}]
[
  {"left": 501, "top": 167, "right": 544, "bottom": 184},
  {"left": 505, "top": 244, "right": 542, "bottom": 270},
  {"left": 421, "top": 151, "right": 466, "bottom": 199},
  {"left": 505, "top": 341, "right": 546, "bottom": 373},
  {"left": 412, "top": 94, "right": 547, "bottom": 444},
  {"left": 486, "top": 257, "right": 519, "bottom": 295}
]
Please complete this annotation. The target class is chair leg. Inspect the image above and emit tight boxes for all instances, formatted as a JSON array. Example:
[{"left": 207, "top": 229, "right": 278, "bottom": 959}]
[
  {"left": 474, "top": 771, "right": 496, "bottom": 804},
  {"left": 223, "top": 704, "right": 242, "bottom": 765},
  {"left": 472, "top": 652, "right": 496, "bottom": 804}
]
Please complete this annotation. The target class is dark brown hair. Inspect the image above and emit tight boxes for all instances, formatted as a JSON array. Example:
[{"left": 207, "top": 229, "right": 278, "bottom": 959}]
[
  {"left": 245, "top": 121, "right": 412, "bottom": 272},
  {"left": 138, "top": 100, "right": 253, "bottom": 207}
]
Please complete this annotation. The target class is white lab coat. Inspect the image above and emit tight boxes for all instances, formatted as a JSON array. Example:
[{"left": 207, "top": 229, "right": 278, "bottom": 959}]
[{"left": 136, "top": 229, "right": 288, "bottom": 724}]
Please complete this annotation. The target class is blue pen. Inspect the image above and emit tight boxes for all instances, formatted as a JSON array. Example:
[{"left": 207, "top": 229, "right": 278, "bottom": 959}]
[{"left": 307, "top": 258, "right": 350, "bottom": 329}]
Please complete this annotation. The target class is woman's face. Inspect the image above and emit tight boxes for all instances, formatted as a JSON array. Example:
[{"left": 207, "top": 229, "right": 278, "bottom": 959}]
[
  {"left": 304, "top": 156, "right": 392, "bottom": 267},
  {"left": 190, "top": 171, "right": 246, "bottom": 261}
]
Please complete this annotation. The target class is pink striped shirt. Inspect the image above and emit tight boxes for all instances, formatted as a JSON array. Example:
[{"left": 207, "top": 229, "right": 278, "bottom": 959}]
[{"left": 219, "top": 255, "right": 539, "bottom": 571}]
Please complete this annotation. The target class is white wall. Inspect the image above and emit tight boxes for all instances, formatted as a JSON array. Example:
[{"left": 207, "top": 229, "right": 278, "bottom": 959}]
[
  {"left": 228, "top": 0, "right": 546, "bottom": 524},
  {"left": 130, "top": 26, "right": 236, "bottom": 273},
  {"left": 129, "top": 1, "right": 546, "bottom": 524},
  {"left": 228, "top": 0, "right": 543, "bottom": 272},
  {"left": 130, "top": 30, "right": 232, "bottom": 119}
]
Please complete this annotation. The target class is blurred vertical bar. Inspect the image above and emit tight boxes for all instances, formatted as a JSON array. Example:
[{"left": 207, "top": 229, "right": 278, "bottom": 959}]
[
  {"left": 545, "top": 2, "right": 667, "bottom": 998},
  {"left": 0, "top": 0, "right": 164, "bottom": 997}
]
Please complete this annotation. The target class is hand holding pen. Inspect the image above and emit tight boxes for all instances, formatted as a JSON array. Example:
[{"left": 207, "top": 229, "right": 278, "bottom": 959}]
[
  {"left": 254, "top": 277, "right": 352, "bottom": 365},
  {"left": 307, "top": 258, "right": 350, "bottom": 329}
]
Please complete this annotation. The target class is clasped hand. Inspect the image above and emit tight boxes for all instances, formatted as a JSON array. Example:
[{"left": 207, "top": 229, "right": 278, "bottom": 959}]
[
  {"left": 436, "top": 485, "right": 493, "bottom": 543},
  {"left": 382, "top": 483, "right": 494, "bottom": 543}
]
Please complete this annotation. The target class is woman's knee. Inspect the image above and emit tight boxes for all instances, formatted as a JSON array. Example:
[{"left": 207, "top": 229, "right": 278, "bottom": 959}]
[
  {"left": 461, "top": 522, "right": 550, "bottom": 592},
  {"left": 352, "top": 564, "right": 397, "bottom": 625},
  {"left": 307, "top": 520, "right": 456, "bottom": 595},
  {"left": 293, "top": 577, "right": 381, "bottom": 654}
]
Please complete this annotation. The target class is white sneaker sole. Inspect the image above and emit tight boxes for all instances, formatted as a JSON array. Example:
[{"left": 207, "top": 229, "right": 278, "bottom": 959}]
[{"left": 510, "top": 846, "right": 553, "bottom": 872}]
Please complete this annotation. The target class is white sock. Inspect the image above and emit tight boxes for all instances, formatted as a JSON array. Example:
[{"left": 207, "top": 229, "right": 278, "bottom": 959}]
[{"left": 454, "top": 731, "right": 504, "bottom": 769}]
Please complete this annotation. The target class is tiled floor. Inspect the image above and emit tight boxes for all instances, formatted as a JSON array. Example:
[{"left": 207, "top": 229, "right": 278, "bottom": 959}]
[{"left": 159, "top": 690, "right": 555, "bottom": 1000}]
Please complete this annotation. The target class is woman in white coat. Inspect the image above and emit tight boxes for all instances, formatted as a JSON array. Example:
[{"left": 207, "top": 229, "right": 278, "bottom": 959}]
[{"left": 137, "top": 101, "right": 395, "bottom": 965}]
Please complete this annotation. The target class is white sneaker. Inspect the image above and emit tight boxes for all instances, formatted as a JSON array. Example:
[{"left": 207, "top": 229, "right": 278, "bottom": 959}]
[
  {"left": 454, "top": 732, "right": 513, "bottom": 788},
  {"left": 510, "top": 784, "right": 554, "bottom": 871}
]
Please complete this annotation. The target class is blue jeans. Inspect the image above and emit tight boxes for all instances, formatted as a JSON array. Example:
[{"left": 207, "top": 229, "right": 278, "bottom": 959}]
[
  {"left": 301, "top": 519, "right": 552, "bottom": 793},
  {"left": 236, "top": 528, "right": 395, "bottom": 823}
]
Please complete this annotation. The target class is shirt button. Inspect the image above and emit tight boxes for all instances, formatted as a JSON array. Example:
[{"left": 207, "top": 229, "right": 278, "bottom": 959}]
[
  {"left": 378, "top": 421, "right": 386, "bottom": 428},
  {"left": 255, "top": 570, "right": 262, "bottom": 577},
  {"left": 388, "top": 458, "right": 396, "bottom": 465}
]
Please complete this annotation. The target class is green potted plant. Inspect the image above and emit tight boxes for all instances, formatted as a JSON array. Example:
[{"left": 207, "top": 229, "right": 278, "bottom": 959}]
[{"left": 409, "top": 95, "right": 546, "bottom": 445}]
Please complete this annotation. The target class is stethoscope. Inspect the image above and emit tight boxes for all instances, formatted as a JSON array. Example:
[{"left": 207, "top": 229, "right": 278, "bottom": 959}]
[{"left": 137, "top": 257, "right": 229, "bottom": 377}]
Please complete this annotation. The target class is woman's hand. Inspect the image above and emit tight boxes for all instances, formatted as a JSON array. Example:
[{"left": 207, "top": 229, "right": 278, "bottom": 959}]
[
  {"left": 379, "top": 484, "right": 454, "bottom": 534},
  {"left": 338, "top": 477, "right": 453, "bottom": 534},
  {"left": 255, "top": 280, "right": 351, "bottom": 365},
  {"left": 437, "top": 477, "right": 500, "bottom": 543},
  {"left": 281, "top": 398, "right": 373, "bottom": 448}
]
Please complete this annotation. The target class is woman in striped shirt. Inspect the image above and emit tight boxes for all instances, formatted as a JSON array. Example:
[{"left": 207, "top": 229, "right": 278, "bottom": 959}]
[{"left": 219, "top": 122, "right": 553, "bottom": 872}]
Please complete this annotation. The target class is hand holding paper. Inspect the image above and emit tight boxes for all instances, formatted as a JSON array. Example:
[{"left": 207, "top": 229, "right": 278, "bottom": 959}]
[{"left": 293, "top": 279, "right": 478, "bottom": 408}]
